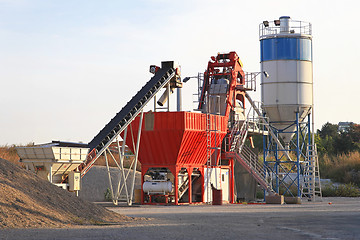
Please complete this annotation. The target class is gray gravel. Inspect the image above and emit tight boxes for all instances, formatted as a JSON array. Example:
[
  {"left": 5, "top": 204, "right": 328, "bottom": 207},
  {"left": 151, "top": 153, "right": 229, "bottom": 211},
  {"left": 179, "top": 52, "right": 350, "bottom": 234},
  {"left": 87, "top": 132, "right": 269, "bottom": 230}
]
[{"left": 1, "top": 197, "right": 360, "bottom": 240}]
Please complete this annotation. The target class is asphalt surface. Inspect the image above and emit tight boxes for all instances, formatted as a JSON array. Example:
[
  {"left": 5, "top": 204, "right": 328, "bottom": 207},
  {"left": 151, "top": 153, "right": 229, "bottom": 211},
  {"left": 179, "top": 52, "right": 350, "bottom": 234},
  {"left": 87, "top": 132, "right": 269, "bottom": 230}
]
[{"left": 1, "top": 197, "right": 359, "bottom": 240}]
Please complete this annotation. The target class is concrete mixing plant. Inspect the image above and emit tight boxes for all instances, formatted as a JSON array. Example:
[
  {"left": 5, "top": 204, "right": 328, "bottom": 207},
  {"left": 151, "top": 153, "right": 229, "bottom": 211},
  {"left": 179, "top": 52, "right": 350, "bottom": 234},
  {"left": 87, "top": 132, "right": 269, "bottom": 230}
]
[
  {"left": 16, "top": 16, "right": 322, "bottom": 205},
  {"left": 260, "top": 16, "right": 321, "bottom": 200}
]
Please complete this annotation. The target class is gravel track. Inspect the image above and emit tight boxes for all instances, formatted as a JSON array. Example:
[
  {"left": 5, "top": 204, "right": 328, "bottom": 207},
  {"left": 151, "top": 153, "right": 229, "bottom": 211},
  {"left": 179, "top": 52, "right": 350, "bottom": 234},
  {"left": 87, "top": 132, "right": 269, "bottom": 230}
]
[{"left": 1, "top": 197, "right": 359, "bottom": 239}]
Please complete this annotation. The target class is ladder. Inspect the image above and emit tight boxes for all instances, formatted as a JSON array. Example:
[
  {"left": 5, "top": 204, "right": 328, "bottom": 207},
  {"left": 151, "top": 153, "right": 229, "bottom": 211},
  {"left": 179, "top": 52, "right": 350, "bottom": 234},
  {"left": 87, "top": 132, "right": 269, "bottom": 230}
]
[
  {"left": 193, "top": 73, "right": 204, "bottom": 110},
  {"left": 302, "top": 144, "right": 322, "bottom": 201},
  {"left": 205, "top": 110, "right": 212, "bottom": 203},
  {"left": 205, "top": 95, "right": 221, "bottom": 203}
]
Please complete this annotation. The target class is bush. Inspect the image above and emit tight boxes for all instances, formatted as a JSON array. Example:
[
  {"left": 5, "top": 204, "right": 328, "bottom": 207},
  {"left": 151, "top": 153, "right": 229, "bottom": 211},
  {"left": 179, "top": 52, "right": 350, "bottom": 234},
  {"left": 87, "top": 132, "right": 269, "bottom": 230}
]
[
  {"left": 336, "top": 183, "right": 360, "bottom": 197},
  {"left": 321, "top": 183, "right": 360, "bottom": 197},
  {"left": 256, "top": 188, "right": 264, "bottom": 199},
  {"left": 279, "top": 183, "right": 300, "bottom": 197},
  {"left": 320, "top": 152, "right": 360, "bottom": 187},
  {"left": 321, "top": 183, "right": 338, "bottom": 197},
  {"left": 104, "top": 188, "right": 112, "bottom": 201}
]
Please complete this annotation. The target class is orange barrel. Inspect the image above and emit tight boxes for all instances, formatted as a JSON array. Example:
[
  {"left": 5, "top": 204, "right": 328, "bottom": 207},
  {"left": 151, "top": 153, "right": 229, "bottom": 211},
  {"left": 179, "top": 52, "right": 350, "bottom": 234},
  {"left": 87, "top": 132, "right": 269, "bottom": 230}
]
[{"left": 212, "top": 189, "right": 222, "bottom": 205}]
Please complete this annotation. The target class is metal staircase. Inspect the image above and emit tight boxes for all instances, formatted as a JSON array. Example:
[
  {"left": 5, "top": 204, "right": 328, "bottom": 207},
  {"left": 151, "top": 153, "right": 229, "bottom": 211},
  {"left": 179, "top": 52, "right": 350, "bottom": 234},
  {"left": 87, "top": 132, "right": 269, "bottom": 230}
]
[
  {"left": 178, "top": 175, "right": 201, "bottom": 200},
  {"left": 230, "top": 147, "right": 274, "bottom": 194},
  {"left": 238, "top": 93, "right": 322, "bottom": 199},
  {"left": 224, "top": 93, "right": 288, "bottom": 195},
  {"left": 178, "top": 176, "right": 190, "bottom": 200},
  {"left": 225, "top": 115, "right": 274, "bottom": 195},
  {"left": 229, "top": 119, "right": 249, "bottom": 153},
  {"left": 302, "top": 144, "right": 322, "bottom": 201}
]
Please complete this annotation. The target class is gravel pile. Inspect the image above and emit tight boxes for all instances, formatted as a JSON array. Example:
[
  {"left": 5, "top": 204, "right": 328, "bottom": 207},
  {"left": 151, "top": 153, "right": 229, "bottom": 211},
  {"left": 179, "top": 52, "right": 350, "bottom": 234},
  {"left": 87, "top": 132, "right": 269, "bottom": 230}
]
[{"left": 0, "top": 158, "right": 133, "bottom": 228}]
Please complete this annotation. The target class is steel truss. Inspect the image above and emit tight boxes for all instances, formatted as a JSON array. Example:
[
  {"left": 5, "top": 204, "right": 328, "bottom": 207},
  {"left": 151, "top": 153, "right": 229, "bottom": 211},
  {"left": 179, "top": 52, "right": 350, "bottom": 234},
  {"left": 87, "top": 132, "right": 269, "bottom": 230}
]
[
  {"left": 263, "top": 112, "right": 311, "bottom": 197},
  {"left": 102, "top": 111, "right": 144, "bottom": 205}
]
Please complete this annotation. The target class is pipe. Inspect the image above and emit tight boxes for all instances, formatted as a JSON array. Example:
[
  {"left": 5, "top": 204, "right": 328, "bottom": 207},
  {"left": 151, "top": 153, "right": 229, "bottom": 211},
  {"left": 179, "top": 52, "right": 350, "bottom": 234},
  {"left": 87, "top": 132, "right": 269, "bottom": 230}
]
[
  {"left": 177, "top": 88, "right": 182, "bottom": 111},
  {"left": 157, "top": 85, "right": 170, "bottom": 107}
]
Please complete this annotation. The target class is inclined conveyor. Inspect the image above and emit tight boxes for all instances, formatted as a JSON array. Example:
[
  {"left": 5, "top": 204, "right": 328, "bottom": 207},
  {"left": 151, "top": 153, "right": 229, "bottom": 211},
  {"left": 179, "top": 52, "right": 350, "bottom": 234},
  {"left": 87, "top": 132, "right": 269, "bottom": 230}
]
[{"left": 81, "top": 63, "right": 179, "bottom": 175}]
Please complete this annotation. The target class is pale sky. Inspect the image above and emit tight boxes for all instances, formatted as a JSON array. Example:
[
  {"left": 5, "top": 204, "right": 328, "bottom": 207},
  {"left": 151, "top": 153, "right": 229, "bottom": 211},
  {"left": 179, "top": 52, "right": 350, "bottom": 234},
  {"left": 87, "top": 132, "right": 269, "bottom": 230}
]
[{"left": 0, "top": 0, "right": 359, "bottom": 145}]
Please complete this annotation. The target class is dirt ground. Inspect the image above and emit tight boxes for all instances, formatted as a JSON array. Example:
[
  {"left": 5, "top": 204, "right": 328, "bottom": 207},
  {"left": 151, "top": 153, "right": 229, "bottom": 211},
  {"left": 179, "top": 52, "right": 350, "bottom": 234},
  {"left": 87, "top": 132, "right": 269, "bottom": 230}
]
[
  {"left": 1, "top": 157, "right": 359, "bottom": 239},
  {"left": 1, "top": 197, "right": 359, "bottom": 240},
  {"left": 0, "top": 158, "right": 133, "bottom": 228}
]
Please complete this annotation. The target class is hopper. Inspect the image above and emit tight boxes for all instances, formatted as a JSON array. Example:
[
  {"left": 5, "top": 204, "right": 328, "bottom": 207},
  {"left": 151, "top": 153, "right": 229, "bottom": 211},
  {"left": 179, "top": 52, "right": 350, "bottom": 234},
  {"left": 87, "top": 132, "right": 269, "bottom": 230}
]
[
  {"left": 16, "top": 142, "right": 88, "bottom": 185},
  {"left": 123, "top": 111, "right": 228, "bottom": 168}
]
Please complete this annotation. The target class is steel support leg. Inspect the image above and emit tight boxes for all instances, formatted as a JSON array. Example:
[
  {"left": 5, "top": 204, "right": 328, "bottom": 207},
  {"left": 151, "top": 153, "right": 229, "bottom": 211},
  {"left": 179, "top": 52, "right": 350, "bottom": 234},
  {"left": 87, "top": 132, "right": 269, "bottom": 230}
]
[
  {"left": 128, "top": 110, "right": 144, "bottom": 205},
  {"left": 115, "top": 133, "right": 129, "bottom": 203},
  {"left": 296, "top": 112, "right": 301, "bottom": 197}
]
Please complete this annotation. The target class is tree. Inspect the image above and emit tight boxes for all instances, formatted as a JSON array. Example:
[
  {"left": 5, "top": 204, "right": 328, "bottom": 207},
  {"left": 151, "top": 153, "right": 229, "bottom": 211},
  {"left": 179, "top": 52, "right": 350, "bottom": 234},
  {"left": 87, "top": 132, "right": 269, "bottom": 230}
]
[
  {"left": 317, "top": 122, "right": 360, "bottom": 155},
  {"left": 348, "top": 123, "right": 360, "bottom": 151},
  {"left": 316, "top": 122, "right": 339, "bottom": 155},
  {"left": 318, "top": 122, "right": 338, "bottom": 139},
  {"left": 334, "top": 132, "right": 354, "bottom": 154}
]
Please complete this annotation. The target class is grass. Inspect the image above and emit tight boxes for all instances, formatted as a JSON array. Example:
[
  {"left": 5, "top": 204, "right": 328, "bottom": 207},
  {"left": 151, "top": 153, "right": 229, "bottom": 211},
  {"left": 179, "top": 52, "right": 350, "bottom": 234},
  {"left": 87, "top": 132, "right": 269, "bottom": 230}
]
[
  {"left": 0, "top": 144, "right": 27, "bottom": 166},
  {"left": 0, "top": 143, "right": 141, "bottom": 170},
  {"left": 256, "top": 182, "right": 360, "bottom": 199},
  {"left": 320, "top": 151, "right": 360, "bottom": 187}
]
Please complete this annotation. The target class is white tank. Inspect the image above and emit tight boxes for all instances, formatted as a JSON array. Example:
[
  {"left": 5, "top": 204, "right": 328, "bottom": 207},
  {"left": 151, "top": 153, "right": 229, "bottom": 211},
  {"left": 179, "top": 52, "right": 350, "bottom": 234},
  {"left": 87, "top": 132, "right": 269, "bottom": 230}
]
[
  {"left": 143, "top": 181, "right": 173, "bottom": 194},
  {"left": 260, "top": 16, "right": 313, "bottom": 144}
]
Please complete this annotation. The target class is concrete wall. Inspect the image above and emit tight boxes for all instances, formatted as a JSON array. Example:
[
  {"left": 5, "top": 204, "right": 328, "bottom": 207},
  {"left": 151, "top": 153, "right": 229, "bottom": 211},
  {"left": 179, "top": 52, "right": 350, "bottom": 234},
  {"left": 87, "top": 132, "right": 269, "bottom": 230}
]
[
  {"left": 79, "top": 166, "right": 143, "bottom": 202},
  {"left": 234, "top": 161, "right": 257, "bottom": 202}
]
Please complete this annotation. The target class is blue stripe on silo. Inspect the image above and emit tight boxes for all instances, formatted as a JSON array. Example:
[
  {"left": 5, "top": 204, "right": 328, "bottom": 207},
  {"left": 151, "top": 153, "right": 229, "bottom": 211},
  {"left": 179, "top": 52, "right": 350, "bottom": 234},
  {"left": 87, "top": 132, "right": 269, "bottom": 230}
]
[{"left": 260, "top": 38, "right": 312, "bottom": 61}]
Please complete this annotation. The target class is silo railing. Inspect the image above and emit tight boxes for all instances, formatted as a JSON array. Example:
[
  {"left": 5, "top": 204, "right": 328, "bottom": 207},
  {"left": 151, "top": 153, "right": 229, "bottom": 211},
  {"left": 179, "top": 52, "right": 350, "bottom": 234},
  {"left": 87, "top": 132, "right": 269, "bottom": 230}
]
[{"left": 259, "top": 19, "right": 312, "bottom": 38}]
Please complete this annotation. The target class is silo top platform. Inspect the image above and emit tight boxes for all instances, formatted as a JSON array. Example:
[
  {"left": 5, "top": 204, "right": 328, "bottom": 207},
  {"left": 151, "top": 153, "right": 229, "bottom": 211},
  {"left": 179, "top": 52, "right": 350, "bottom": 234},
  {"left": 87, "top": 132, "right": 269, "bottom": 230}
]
[{"left": 259, "top": 16, "right": 312, "bottom": 39}]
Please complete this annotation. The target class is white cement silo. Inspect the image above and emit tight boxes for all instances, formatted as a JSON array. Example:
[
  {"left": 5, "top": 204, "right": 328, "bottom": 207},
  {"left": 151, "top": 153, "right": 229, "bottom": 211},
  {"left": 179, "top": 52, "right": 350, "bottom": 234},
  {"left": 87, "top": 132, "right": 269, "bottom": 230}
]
[{"left": 260, "top": 16, "right": 313, "bottom": 145}]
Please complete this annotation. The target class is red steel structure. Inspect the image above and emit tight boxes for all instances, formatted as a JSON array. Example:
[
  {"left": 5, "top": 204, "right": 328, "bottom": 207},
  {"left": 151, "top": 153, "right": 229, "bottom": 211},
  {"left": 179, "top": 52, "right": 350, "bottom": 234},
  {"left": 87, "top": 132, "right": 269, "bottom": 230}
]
[
  {"left": 124, "top": 112, "right": 227, "bottom": 204},
  {"left": 199, "top": 51, "right": 246, "bottom": 116},
  {"left": 125, "top": 52, "right": 247, "bottom": 204}
]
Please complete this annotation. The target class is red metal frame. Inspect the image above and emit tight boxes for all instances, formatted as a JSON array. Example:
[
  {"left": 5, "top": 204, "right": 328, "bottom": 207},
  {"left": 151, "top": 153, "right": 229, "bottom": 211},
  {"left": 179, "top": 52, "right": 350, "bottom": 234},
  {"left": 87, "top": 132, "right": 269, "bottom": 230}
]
[
  {"left": 123, "top": 111, "right": 228, "bottom": 205},
  {"left": 197, "top": 52, "right": 247, "bottom": 204},
  {"left": 130, "top": 52, "right": 247, "bottom": 205},
  {"left": 198, "top": 51, "right": 246, "bottom": 116},
  {"left": 140, "top": 165, "right": 206, "bottom": 205},
  {"left": 123, "top": 112, "right": 227, "bottom": 167}
]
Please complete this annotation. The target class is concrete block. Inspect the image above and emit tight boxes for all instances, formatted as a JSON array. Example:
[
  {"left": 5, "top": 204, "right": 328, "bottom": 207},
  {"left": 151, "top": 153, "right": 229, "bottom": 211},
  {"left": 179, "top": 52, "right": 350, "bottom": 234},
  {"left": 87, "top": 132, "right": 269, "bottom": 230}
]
[
  {"left": 284, "top": 196, "right": 301, "bottom": 204},
  {"left": 265, "top": 195, "right": 284, "bottom": 204}
]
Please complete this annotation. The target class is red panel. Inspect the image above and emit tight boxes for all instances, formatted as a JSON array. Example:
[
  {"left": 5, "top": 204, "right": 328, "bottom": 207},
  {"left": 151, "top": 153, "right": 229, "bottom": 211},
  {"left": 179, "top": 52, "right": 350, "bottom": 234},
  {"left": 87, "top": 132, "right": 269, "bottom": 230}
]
[{"left": 122, "top": 111, "right": 228, "bottom": 168}]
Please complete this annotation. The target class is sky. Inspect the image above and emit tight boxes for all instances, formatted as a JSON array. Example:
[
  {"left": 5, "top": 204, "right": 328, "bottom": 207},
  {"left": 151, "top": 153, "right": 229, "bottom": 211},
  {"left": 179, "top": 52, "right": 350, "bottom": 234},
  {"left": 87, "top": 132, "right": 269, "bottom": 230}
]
[{"left": 0, "top": 0, "right": 359, "bottom": 145}]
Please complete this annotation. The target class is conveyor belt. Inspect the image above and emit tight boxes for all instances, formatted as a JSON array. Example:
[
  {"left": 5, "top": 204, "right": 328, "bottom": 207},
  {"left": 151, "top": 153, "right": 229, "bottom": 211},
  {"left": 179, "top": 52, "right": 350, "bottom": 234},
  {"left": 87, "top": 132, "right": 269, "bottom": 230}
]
[{"left": 82, "top": 67, "right": 176, "bottom": 175}]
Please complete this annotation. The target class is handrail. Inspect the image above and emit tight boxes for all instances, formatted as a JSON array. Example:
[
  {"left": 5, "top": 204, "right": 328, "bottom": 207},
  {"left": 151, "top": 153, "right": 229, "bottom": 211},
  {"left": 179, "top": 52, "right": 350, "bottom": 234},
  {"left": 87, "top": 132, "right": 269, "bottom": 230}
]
[
  {"left": 245, "top": 92, "right": 294, "bottom": 162},
  {"left": 225, "top": 99, "right": 275, "bottom": 194},
  {"left": 259, "top": 19, "right": 312, "bottom": 38}
]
